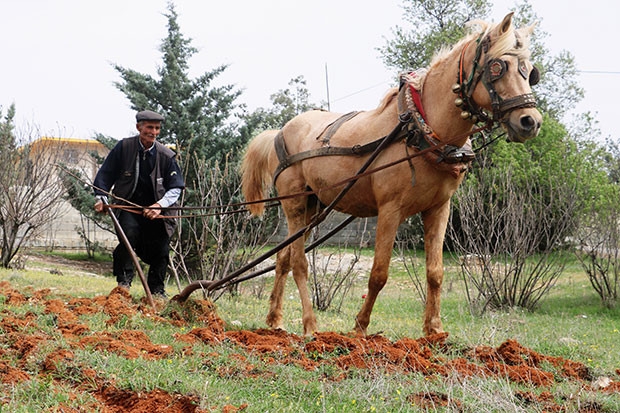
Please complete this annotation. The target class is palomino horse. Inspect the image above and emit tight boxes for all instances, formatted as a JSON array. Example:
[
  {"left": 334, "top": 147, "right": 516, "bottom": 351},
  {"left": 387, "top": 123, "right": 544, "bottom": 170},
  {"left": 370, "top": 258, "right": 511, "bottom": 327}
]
[{"left": 241, "top": 13, "right": 542, "bottom": 336}]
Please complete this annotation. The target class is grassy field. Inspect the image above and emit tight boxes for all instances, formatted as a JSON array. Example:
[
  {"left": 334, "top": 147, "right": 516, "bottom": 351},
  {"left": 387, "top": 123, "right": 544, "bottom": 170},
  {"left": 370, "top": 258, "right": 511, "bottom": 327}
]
[{"left": 0, "top": 249, "right": 619, "bottom": 412}]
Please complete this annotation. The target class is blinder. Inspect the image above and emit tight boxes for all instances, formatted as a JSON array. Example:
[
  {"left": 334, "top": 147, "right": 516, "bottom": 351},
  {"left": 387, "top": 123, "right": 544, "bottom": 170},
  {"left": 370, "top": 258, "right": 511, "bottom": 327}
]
[
  {"left": 518, "top": 59, "right": 540, "bottom": 86},
  {"left": 529, "top": 65, "right": 540, "bottom": 86}
]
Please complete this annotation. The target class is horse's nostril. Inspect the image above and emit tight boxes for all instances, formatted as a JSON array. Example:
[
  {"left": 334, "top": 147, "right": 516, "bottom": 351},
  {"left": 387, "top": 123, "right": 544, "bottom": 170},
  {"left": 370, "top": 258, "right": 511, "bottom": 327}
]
[{"left": 520, "top": 115, "right": 537, "bottom": 132}]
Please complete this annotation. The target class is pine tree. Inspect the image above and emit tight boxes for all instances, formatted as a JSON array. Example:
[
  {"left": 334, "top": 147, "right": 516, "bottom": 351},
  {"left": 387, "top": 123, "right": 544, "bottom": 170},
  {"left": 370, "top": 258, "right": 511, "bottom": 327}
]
[{"left": 112, "top": 2, "right": 244, "bottom": 176}]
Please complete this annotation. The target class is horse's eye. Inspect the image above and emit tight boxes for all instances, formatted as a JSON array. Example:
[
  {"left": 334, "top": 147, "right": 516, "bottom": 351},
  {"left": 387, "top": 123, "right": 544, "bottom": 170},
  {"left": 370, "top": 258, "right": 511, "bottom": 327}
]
[{"left": 529, "top": 66, "right": 540, "bottom": 86}]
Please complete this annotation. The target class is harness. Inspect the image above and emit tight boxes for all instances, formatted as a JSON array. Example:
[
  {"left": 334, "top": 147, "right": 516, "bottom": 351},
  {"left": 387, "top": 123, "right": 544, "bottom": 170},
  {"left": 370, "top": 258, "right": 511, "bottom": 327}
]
[
  {"left": 273, "top": 31, "right": 540, "bottom": 185},
  {"left": 452, "top": 33, "right": 539, "bottom": 126},
  {"left": 273, "top": 75, "right": 476, "bottom": 186},
  {"left": 272, "top": 121, "right": 408, "bottom": 185}
]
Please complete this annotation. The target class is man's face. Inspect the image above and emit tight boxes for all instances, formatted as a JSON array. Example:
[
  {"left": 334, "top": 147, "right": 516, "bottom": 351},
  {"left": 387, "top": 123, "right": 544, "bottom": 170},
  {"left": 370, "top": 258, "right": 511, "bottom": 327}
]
[{"left": 136, "top": 121, "right": 161, "bottom": 148}]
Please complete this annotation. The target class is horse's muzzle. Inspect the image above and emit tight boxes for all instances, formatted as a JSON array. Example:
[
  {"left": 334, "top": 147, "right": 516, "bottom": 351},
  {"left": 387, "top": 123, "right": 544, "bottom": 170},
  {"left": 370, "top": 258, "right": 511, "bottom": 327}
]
[{"left": 504, "top": 109, "right": 542, "bottom": 143}]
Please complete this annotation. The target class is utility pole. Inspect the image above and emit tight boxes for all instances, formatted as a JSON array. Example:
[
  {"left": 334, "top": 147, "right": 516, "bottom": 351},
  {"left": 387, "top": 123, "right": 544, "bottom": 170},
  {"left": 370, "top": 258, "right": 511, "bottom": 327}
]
[{"left": 325, "top": 63, "right": 331, "bottom": 111}]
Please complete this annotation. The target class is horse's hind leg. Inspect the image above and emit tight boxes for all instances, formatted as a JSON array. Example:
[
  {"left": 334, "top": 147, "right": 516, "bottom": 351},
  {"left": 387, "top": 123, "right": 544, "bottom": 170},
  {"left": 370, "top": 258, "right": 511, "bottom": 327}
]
[
  {"left": 266, "top": 244, "right": 292, "bottom": 330},
  {"left": 265, "top": 192, "right": 318, "bottom": 335},
  {"left": 289, "top": 234, "right": 317, "bottom": 335}
]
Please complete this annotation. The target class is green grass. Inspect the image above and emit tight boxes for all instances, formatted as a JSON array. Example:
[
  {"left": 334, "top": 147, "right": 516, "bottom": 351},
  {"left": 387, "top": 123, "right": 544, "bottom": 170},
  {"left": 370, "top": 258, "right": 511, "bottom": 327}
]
[{"left": 1, "top": 249, "right": 619, "bottom": 411}]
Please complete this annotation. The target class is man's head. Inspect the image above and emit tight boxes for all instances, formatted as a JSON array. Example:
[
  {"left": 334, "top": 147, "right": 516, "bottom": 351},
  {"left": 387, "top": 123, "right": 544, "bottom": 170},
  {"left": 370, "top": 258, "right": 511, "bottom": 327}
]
[{"left": 135, "top": 110, "right": 164, "bottom": 149}]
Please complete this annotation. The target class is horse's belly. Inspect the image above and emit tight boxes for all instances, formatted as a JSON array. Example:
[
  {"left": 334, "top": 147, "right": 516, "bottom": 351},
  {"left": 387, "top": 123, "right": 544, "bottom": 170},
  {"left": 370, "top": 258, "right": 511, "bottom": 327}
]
[
  {"left": 334, "top": 202, "right": 378, "bottom": 217},
  {"left": 309, "top": 175, "right": 379, "bottom": 217}
]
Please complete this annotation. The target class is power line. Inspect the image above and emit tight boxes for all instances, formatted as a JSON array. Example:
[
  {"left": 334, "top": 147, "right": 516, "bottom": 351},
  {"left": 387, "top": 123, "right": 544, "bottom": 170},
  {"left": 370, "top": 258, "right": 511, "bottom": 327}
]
[
  {"left": 578, "top": 70, "right": 620, "bottom": 75},
  {"left": 331, "top": 81, "right": 393, "bottom": 103}
]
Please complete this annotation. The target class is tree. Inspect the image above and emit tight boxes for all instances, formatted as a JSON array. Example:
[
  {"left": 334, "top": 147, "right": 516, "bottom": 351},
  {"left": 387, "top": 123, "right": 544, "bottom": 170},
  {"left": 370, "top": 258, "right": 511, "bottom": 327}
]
[
  {"left": 379, "top": 0, "right": 583, "bottom": 121},
  {"left": 113, "top": 2, "right": 243, "bottom": 174},
  {"left": 379, "top": 0, "right": 611, "bottom": 311},
  {"left": 378, "top": 0, "right": 492, "bottom": 70},
  {"left": 0, "top": 107, "right": 67, "bottom": 267},
  {"left": 59, "top": 133, "right": 117, "bottom": 257},
  {"left": 102, "top": 2, "right": 248, "bottom": 274},
  {"left": 241, "top": 75, "right": 321, "bottom": 140}
]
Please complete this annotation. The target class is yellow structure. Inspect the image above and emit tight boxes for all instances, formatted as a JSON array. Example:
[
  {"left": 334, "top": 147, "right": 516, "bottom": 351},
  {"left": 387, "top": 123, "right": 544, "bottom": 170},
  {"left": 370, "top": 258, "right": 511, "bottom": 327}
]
[{"left": 27, "top": 137, "right": 117, "bottom": 250}]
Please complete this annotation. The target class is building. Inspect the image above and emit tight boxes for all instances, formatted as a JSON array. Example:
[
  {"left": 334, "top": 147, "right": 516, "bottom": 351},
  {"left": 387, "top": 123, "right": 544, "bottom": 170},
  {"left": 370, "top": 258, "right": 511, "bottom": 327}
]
[{"left": 27, "top": 137, "right": 117, "bottom": 250}]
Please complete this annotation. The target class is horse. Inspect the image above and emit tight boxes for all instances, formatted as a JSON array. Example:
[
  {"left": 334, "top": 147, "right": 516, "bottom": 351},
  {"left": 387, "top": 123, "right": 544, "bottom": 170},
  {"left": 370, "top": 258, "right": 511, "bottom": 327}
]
[{"left": 241, "top": 12, "right": 542, "bottom": 337}]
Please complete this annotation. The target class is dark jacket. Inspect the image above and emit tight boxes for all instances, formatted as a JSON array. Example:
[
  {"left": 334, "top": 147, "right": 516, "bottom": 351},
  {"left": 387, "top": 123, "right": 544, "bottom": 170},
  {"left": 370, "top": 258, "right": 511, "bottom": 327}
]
[{"left": 94, "top": 135, "right": 185, "bottom": 237}]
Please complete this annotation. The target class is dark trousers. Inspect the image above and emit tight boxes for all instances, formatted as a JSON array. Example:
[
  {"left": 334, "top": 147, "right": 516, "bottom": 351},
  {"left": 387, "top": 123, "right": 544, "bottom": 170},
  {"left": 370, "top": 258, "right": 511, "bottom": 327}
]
[{"left": 113, "top": 210, "right": 170, "bottom": 295}]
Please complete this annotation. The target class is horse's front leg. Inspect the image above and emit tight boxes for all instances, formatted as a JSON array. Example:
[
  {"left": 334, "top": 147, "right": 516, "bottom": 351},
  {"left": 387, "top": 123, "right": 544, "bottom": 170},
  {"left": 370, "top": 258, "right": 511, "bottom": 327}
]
[
  {"left": 355, "top": 210, "right": 400, "bottom": 336},
  {"left": 421, "top": 201, "right": 451, "bottom": 336}
]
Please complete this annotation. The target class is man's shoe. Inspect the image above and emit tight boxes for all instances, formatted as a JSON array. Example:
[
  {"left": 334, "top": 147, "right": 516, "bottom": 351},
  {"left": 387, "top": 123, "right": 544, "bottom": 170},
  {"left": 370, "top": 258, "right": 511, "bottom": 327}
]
[
  {"left": 117, "top": 282, "right": 131, "bottom": 290},
  {"left": 152, "top": 291, "right": 168, "bottom": 300}
]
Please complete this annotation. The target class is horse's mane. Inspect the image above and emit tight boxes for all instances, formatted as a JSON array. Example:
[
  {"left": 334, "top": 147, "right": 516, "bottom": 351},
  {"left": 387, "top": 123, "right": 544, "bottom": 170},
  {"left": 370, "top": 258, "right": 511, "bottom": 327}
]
[
  {"left": 413, "top": 17, "right": 534, "bottom": 93},
  {"left": 374, "top": 16, "right": 534, "bottom": 112},
  {"left": 374, "top": 88, "right": 399, "bottom": 113}
]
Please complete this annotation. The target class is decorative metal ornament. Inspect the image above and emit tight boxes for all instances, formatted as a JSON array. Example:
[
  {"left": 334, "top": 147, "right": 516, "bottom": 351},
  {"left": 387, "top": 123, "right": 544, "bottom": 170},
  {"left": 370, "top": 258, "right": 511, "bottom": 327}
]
[
  {"left": 454, "top": 98, "right": 463, "bottom": 107},
  {"left": 451, "top": 83, "right": 461, "bottom": 94},
  {"left": 461, "top": 111, "right": 471, "bottom": 119},
  {"left": 488, "top": 59, "right": 506, "bottom": 82}
]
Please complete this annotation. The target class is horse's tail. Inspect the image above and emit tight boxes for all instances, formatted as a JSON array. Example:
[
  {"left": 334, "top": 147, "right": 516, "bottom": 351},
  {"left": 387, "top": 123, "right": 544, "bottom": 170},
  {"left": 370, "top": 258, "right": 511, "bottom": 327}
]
[{"left": 241, "top": 129, "right": 279, "bottom": 216}]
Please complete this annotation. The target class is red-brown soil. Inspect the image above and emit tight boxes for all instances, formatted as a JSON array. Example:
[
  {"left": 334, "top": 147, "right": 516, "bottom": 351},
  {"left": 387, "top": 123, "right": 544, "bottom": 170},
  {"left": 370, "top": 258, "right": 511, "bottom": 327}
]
[{"left": 1, "top": 278, "right": 618, "bottom": 412}]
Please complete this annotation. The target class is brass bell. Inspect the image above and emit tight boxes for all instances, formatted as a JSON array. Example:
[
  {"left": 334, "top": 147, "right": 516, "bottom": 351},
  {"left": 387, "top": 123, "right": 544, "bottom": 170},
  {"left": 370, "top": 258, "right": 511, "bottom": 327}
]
[
  {"left": 460, "top": 111, "right": 471, "bottom": 119},
  {"left": 454, "top": 98, "right": 463, "bottom": 107},
  {"left": 471, "top": 115, "right": 478, "bottom": 123},
  {"left": 452, "top": 83, "right": 462, "bottom": 94}
]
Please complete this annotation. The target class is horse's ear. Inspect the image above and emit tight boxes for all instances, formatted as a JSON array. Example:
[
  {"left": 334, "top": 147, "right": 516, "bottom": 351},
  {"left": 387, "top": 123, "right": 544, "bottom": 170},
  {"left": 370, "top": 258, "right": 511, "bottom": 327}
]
[{"left": 499, "top": 12, "right": 515, "bottom": 35}]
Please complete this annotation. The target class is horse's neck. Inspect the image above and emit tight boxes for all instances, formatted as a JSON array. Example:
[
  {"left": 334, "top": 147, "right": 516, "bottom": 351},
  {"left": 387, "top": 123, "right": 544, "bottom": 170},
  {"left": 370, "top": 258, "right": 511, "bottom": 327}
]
[{"left": 422, "top": 58, "right": 474, "bottom": 147}]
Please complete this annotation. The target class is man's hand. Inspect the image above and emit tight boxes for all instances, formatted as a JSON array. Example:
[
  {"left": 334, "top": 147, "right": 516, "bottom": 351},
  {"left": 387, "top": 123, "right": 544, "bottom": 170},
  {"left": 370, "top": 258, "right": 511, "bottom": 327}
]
[
  {"left": 94, "top": 199, "right": 105, "bottom": 213},
  {"left": 143, "top": 203, "right": 162, "bottom": 220}
]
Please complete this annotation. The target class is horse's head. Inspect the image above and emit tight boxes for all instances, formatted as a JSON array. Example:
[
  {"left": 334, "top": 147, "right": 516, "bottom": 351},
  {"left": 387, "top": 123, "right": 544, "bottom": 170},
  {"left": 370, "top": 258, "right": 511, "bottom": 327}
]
[{"left": 456, "top": 12, "right": 542, "bottom": 143}]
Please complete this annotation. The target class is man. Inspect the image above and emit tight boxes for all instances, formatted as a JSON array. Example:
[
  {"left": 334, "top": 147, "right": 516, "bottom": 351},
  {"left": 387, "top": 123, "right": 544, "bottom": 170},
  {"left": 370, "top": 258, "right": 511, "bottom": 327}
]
[{"left": 94, "top": 110, "right": 184, "bottom": 298}]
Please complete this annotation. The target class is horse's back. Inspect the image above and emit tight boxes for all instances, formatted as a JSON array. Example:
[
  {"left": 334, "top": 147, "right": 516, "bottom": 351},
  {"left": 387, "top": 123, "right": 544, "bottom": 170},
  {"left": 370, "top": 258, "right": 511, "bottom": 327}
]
[{"left": 281, "top": 107, "right": 395, "bottom": 155}]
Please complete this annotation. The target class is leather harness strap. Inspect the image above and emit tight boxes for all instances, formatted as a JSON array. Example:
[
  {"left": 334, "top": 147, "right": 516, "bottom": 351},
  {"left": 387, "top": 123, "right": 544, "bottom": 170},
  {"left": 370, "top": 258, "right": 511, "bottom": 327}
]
[
  {"left": 272, "top": 124, "right": 405, "bottom": 185},
  {"left": 272, "top": 73, "right": 479, "bottom": 186},
  {"left": 320, "top": 111, "right": 361, "bottom": 144}
]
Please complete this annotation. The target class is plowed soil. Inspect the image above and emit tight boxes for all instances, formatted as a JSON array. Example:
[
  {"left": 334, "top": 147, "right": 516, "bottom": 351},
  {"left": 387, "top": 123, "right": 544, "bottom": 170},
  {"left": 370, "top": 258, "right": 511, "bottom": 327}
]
[{"left": 1, "top": 270, "right": 619, "bottom": 411}]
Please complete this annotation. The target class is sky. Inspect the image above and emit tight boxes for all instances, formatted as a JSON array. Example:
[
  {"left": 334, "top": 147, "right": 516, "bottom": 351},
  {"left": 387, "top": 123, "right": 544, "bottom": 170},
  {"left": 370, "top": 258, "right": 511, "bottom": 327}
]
[{"left": 1, "top": 0, "right": 619, "bottom": 142}]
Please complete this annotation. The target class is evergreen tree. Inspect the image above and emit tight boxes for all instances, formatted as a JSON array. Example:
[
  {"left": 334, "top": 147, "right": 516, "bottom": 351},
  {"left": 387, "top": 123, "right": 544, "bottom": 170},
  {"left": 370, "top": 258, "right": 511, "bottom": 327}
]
[
  {"left": 113, "top": 2, "right": 244, "bottom": 175},
  {"left": 0, "top": 104, "right": 16, "bottom": 153}
]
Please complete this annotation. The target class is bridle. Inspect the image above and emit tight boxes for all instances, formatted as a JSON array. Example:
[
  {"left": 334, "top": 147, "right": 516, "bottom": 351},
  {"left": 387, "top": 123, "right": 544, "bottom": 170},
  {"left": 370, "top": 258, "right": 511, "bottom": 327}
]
[{"left": 453, "top": 33, "right": 540, "bottom": 128}]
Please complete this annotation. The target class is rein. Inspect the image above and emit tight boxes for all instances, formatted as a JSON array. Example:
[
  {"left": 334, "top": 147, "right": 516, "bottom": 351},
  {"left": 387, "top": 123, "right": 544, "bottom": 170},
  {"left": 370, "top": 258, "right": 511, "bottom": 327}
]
[
  {"left": 173, "top": 119, "right": 410, "bottom": 300},
  {"left": 59, "top": 122, "right": 485, "bottom": 222}
]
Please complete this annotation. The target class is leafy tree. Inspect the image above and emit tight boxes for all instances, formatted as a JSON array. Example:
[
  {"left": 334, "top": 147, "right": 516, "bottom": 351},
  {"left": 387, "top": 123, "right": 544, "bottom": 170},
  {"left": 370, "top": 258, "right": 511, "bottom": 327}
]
[
  {"left": 59, "top": 133, "right": 118, "bottom": 256},
  {"left": 0, "top": 107, "right": 67, "bottom": 267},
  {"left": 380, "top": 0, "right": 583, "bottom": 121},
  {"left": 241, "top": 76, "right": 321, "bottom": 140},
  {"left": 378, "top": 0, "right": 491, "bottom": 70}
]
